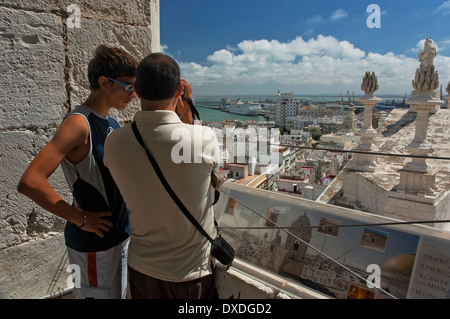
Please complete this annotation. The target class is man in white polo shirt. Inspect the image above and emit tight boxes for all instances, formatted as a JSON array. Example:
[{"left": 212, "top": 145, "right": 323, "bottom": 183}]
[{"left": 104, "top": 53, "right": 220, "bottom": 299}]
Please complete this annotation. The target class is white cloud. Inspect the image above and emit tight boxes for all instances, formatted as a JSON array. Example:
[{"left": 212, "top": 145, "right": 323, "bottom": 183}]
[
  {"left": 178, "top": 35, "right": 450, "bottom": 95},
  {"left": 303, "top": 28, "right": 315, "bottom": 37},
  {"left": 438, "top": 39, "right": 450, "bottom": 52},
  {"left": 409, "top": 38, "right": 450, "bottom": 55},
  {"left": 207, "top": 49, "right": 235, "bottom": 65},
  {"left": 306, "top": 15, "right": 324, "bottom": 24},
  {"left": 435, "top": 55, "right": 450, "bottom": 86},
  {"left": 305, "top": 9, "right": 347, "bottom": 27},
  {"left": 435, "top": 1, "right": 450, "bottom": 15},
  {"left": 330, "top": 9, "right": 348, "bottom": 21},
  {"left": 159, "top": 44, "right": 169, "bottom": 54}
]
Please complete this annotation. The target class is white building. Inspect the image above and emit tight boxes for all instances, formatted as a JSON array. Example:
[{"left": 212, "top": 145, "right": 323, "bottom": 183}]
[
  {"left": 275, "top": 92, "right": 298, "bottom": 127},
  {"left": 285, "top": 116, "right": 318, "bottom": 132}
]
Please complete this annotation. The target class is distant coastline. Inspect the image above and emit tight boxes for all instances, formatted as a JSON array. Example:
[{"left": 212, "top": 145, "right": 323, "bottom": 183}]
[
  {"left": 193, "top": 94, "right": 407, "bottom": 108},
  {"left": 194, "top": 94, "right": 407, "bottom": 103},
  {"left": 193, "top": 93, "right": 409, "bottom": 122},
  {"left": 194, "top": 93, "right": 409, "bottom": 98}
]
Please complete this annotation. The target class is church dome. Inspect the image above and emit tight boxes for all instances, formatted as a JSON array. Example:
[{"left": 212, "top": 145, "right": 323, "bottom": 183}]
[
  {"left": 290, "top": 213, "right": 312, "bottom": 236},
  {"left": 382, "top": 254, "right": 415, "bottom": 276},
  {"left": 291, "top": 214, "right": 311, "bottom": 227}
]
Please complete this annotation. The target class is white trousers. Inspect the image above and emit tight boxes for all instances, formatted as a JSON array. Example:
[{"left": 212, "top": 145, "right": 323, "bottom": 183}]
[{"left": 66, "top": 237, "right": 130, "bottom": 299}]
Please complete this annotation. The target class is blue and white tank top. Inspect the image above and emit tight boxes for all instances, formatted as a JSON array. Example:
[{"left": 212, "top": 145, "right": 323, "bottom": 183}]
[{"left": 61, "top": 105, "right": 130, "bottom": 252}]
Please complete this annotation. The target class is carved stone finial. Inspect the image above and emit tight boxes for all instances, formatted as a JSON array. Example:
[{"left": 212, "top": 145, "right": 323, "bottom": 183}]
[
  {"left": 412, "top": 38, "right": 439, "bottom": 92},
  {"left": 361, "top": 71, "right": 378, "bottom": 96},
  {"left": 418, "top": 38, "right": 436, "bottom": 69}
]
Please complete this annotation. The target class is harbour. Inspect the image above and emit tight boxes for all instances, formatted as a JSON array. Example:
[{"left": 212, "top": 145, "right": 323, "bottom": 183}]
[
  {"left": 193, "top": 94, "right": 410, "bottom": 123},
  {"left": 196, "top": 105, "right": 268, "bottom": 123}
]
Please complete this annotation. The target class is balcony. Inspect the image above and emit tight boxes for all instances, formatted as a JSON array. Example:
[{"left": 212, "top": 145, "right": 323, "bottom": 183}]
[
  {"left": 44, "top": 181, "right": 450, "bottom": 300},
  {"left": 214, "top": 182, "right": 450, "bottom": 299}
]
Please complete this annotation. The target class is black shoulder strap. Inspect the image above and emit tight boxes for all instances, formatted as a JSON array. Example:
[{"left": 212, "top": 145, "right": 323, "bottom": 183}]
[{"left": 131, "top": 121, "right": 214, "bottom": 243}]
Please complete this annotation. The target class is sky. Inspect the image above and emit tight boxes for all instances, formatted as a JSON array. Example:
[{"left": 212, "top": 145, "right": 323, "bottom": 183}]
[{"left": 160, "top": 0, "right": 450, "bottom": 96}]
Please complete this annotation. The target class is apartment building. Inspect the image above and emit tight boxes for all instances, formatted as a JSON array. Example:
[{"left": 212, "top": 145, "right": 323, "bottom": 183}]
[{"left": 275, "top": 91, "right": 298, "bottom": 127}]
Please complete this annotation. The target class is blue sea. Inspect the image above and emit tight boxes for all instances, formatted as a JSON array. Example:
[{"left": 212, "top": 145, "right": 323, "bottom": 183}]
[
  {"left": 196, "top": 106, "right": 268, "bottom": 122},
  {"left": 194, "top": 95, "right": 272, "bottom": 122}
]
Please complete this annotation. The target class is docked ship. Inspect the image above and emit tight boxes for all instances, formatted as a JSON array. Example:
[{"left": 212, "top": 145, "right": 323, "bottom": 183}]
[{"left": 223, "top": 98, "right": 262, "bottom": 116}]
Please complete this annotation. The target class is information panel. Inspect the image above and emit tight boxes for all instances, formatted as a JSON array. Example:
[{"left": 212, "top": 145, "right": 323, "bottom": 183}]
[{"left": 216, "top": 184, "right": 450, "bottom": 299}]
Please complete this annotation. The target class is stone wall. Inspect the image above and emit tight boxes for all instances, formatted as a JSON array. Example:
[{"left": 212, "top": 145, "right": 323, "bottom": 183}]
[
  {"left": 0, "top": 0, "right": 159, "bottom": 299},
  {"left": 357, "top": 172, "right": 390, "bottom": 215}
]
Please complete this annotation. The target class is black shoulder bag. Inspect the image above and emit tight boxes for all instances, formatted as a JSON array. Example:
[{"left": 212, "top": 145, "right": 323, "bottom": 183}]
[{"left": 131, "top": 122, "right": 234, "bottom": 268}]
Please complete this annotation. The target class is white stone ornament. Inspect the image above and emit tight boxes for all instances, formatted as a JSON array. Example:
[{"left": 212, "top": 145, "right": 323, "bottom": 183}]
[
  {"left": 412, "top": 38, "right": 439, "bottom": 93},
  {"left": 361, "top": 71, "right": 379, "bottom": 97}
]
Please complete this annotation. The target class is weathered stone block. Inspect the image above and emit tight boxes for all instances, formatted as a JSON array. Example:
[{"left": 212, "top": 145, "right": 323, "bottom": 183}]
[
  {"left": 384, "top": 194, "right": 436, "bottom": 221},
  {"left": 340, "top": 170, "right": 359, "bottom": 202},
  {"left": 0, "top": 234, "right": 68, "bottom": 299},
  {"left": 0, "top": 7, "right": 66, "bottom": 129},
  {"left": 0, "top": 0, "right": 153, "bottom": 26},
  {"left": 0, "top": 130, "right": 69, "bottom": 250}
]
